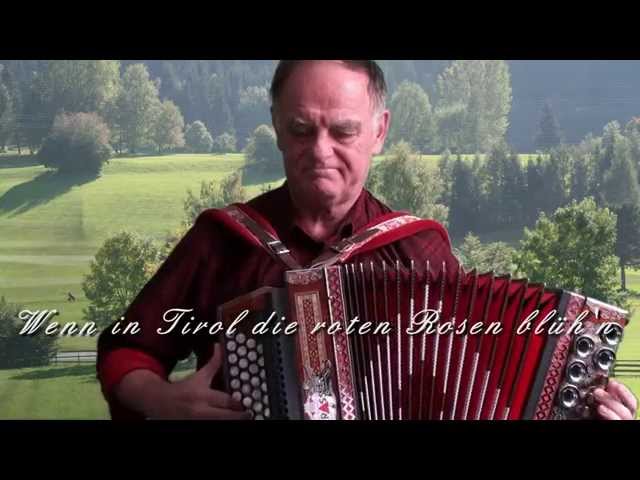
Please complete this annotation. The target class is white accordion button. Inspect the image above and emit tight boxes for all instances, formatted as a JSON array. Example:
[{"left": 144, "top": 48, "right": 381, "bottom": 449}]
[
  {"left": 236, "top": 333, "right": 246, "bottom": 344},
  {"left": 237, "top": 346, "right": 247, "bottom": 357},
  {"left": 247, "top": 338, "right": 256, "bottom": 349}
]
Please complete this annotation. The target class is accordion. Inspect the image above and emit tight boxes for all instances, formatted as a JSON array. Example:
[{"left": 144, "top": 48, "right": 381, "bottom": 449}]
[{"left": 217, "top": 261, "right": 629, "bottom": 421}]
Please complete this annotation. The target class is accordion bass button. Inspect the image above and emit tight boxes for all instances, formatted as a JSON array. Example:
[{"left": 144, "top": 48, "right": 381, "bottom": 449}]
[
  {"left": 593, "top": 348, "right": 616, "bottom": 371},
  {"left": 248, "top": 351, "right": 258, "bottom": 362},
  {"left": 258, "top": 356, "right": 265, "bottom": 367},
  {"left": 247, "top": 338, "right": 256, "bottom": 349},
  {"left": 239, "top": 358, "right": 249, "bottom": 369},
  {"left": 575, "top": 336, "right": 595, "bottom": 357},
  {"left": 230, "top": 379, "right": 241, "bottom": 390},
  {"left": 249, "top": 364, "right": 259, "bottom": 375},
  {"left": 242, "top": 397, "right": 253, "bottom": 408},
  {"left": 567, "top": 360, "right": 588, "bottom": 384},
  {"left": 237, "top": 346, "right": 247, "bottom": 357},
  {"left": 232, "top": 391, "right": 242, "bottom": 402},
  {"left": 229, "top": 366, "right": 240, "bottom": 377},
  {"left": 559, "top": 385, "right": 581, "bottom": 409},
  {"left": 250, "top": 376, "right": 260, "bottom": 387},
  {"left": 240, "top": 371, "right": 250, "bottom": 382},
  {"left": 256, "top": 344, "right": 263, "bottom": 354},
  {"left": 264, "top": 408, "right": 270, "bottom": 418},
  {"left": 226, "top": 341, "right": 236, "bottom": 352},
  {"left": 236, "top": 333, "right": 246, "bottom": 344},
  {"left": 242, "top": 384, "right": 251, "bottom": 395},
  {"left": 228, "top": 354, "right": 238, "bottom": 365},
  {"left": 600, "top": 324, "right": 623, "bottom": 346}
]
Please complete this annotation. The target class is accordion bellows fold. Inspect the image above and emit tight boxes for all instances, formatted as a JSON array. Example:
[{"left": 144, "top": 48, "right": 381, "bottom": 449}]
[{"left": 217, "top": 262, "right": 628, "bottom": 420}]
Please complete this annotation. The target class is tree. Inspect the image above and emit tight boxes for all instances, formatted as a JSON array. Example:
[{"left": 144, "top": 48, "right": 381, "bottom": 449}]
[
  {"left": 435, "top": 60, "right": 512, "bottom": 153},
  {"left": 449, "top": 155, "right": 482, "bottom": 236},
  {"left": 601, "top": 135, "right": 640, "bottom": 208},
  {"left": 244, "top": 124, "right": 283, "bottom": 177},
  {"left": 533, "top": 101, "right": 563, "bottom": 151},
  {"left": 367, "top": 141, "right": 448, "bottom": 225},
  {"left": 212, "top": 131, "right": 237, "bottom": 153},
  {"left": 0, "top": 297, "right": 58, "bottom": 369},
  {"left": 613, "top": 202, "right": 640, "bottom": 291},
  {"left": 515, "top": 198, "right": 621, "bottom": 304},
  {"left": 37, "top": 112, "right": 113, "bottom": 174},
  {"left": 387, "top": 81, "right": 437, "bottom": 153},
  {"left": 151, "top": 99, "right": 185, "bottom": 154},
  {"left": 237, "top": 84, "right": 270, "bottom": 148},
  {"left": 0, "top": 64, "right": 17, "bottom": 152},
  {"left": 456, "top": 233, "right": 516, "bottom": 275},
  {"left": 185, "top": 121, "right": 214, "bottom": 153},
  {"left": 114, "top": 64, "right": 161, "bottom": 154},
  {"left": 82, "top": 232, "right": 160, "bottom": 328},
  {"left": 183, "top": 170, "right": 248, "bottom": 227}
]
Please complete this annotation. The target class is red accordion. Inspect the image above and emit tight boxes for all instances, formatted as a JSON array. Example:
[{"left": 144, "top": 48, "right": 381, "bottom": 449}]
[{"left": 213, "top": 205, "right": 629, "bottom": 420}]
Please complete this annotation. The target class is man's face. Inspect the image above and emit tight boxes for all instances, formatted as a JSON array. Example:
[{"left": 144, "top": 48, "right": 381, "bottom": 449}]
[{"left": 272, "top": 61, "right": 389, "bottom": 208}]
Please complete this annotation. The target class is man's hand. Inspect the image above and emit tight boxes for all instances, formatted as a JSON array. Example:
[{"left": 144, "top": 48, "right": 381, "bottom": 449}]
[
  {"left": 116, "top": 344, "right": 252, "bottom": 420},
  {"left": 593, "top": 379, "right": 638, "bottom": 420}
]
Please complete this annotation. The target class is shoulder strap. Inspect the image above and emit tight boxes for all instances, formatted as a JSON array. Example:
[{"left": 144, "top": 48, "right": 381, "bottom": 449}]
[
  {"left": 310, "top": 212, "right": 450, "bottom": 268},
  {"left": 218, "top": 204, "right": 302, "bottom": 270}
]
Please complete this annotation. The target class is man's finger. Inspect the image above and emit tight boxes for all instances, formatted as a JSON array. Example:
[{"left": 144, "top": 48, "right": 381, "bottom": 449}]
[
  {"left": 195, "top": 343, "right": 223, "bottom": 382},
  {"left": 597, "top": 404, "right": 621, "bottom": 420},
  {"left": 594, "top": 388, "right": 632, "bottom": 420},
  {"left": 203, "top": 389, "right": 245, "bottom": 411},
  {"left": 194, "top": 406, "right": 253, "bottom": 420},
  {"left": 607, "top": 380, "right": 638, "bottom": 416}
]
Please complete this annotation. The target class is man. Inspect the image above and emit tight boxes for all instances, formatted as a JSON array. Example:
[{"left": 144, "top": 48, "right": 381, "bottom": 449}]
[{"left": 97, "top": 60, "right": 637, "bottom": 420}]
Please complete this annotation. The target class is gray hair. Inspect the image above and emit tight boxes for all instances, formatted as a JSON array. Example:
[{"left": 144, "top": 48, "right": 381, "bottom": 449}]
[{"left": 270, "top": 60, "right": 387, "bottom": 114}]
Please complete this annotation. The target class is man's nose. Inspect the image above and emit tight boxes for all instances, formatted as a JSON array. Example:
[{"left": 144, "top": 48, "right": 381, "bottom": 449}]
[{"left": 310, "top": 129, "right": 334, "bottom": 160}]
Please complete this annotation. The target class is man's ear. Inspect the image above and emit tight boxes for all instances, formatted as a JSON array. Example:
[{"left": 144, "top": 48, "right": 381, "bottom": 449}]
[
  {"left": 271, "top": 106, "right": 284, "bottom": 152},
  {"left": 372, "top": 109, "right": 390, "bottom": 155}
]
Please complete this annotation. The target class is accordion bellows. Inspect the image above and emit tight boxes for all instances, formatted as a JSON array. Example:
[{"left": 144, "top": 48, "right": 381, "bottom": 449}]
[{"left": 218, "top": 262, "right": 628, "bottom": 420}]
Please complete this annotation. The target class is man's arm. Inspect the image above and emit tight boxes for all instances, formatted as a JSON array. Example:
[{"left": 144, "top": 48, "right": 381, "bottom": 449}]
[{"left": 96, "top": 212, "right": 249, "bottom": 419}]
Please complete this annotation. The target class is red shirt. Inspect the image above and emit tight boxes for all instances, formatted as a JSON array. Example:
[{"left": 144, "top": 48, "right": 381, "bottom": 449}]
[{"left": 96, "top": 182, "right": 459, "bottom": 419}]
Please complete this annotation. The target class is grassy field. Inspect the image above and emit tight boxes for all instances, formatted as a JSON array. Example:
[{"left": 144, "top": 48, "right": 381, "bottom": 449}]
[
  {"left": 1, "top": 151, "right": 639, "bottom": 419},
  {"left": 0, "top": 153, "right": 284, "bottom": 351}
]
